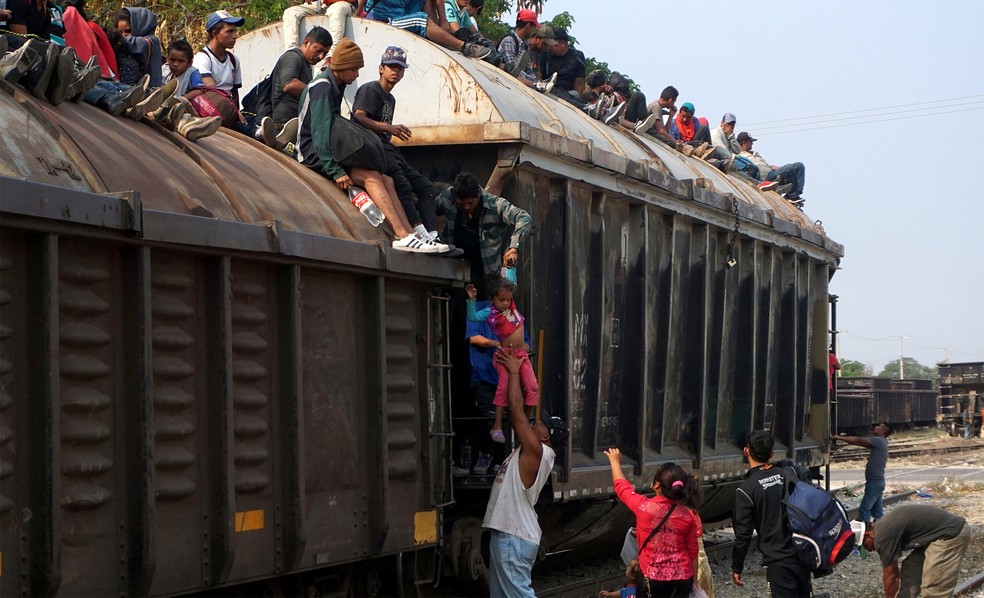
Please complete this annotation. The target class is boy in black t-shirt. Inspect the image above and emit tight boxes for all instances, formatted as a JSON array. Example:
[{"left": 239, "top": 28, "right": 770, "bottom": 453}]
[{"left": 352, "top": 46, "right": 441, "bottom": 242}]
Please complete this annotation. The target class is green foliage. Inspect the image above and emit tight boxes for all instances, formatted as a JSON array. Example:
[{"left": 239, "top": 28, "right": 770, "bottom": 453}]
[
  {"left": 839, "top": 359, "right": 873, "bottom": 377},
  {"left": 877, "top": 357, "right": 936, "bottom": 380}
]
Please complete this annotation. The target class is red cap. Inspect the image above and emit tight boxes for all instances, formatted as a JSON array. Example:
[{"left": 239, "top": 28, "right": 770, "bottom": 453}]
[{"left": 517, "top": 9, "right": 540, "bottom": 27}]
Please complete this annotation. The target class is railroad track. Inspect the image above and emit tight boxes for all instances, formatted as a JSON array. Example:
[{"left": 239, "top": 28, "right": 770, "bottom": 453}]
[
  {"left": 956, "top": 570, "right": 984, "bottom": 596},
  {"left": 831, "top": 442, "right": 984, "bottom": 463}
]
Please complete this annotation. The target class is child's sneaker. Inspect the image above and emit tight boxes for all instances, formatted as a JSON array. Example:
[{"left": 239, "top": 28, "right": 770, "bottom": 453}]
[{"left": 177, "top": 114, "right": 222, "bottom": 142}]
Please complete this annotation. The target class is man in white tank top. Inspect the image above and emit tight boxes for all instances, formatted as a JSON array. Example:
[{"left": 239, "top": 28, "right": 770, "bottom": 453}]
[{"left": 482, "top": 350, "right": 563, "bottom": 597}]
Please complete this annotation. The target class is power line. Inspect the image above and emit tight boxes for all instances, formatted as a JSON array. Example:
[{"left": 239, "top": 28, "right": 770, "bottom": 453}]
[
  {"left": 742, "top": 94, "right": 984, "bottom": 127},
  {"left": 752, "top": 106, "right": 984, "bottom": 136},
  {"left": 748, "top": 100, "right": 984, "bottom": 132}
]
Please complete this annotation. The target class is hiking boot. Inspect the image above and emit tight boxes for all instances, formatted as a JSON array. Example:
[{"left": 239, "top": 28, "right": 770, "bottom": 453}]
[
  {"left": 163, "top": 98, "right": 189, "bottom": 129},
  {"left": 274, "top": 117, "right": 298, "bottom": 149},
  {"left": 461, "top": 42, "right": 491, "bottom": 60},
  {"left": 698, "top": 143, "right": 718, "bottom": 160},
  {"left": 30, "top": 41, "right": 60, "bottom": 99},
  {"left": 118, "top": 84, "right": 145, "bottom": 111},
  {"left": 634, "top": 112, "right": 658, "bottom": 134},
  {"left": 757, "top": 180, "right": 780, "bottom": 192},
  {"left": 509, "top": 49, "right": 529, "bottom": 77},
  {"left": 603, "top": 101, "right": 627, "bottom": 125},
  {"left": 126, "top": 85, "right": 166, "bottom": 120},
  {"left": 66, "top": 64, "right": 100, "bottom": 103},
  {"left": 176, "top": 114, "right": 222, "bottom": 142},
  {"left": 678, "top": 143, "right": 696, "bottom": 157},
  {"left": 1, "top": 39, "right": 43, "bottom": 84},
  {"left": 45, "top": 46, "right": 77, "bottom": 105}
]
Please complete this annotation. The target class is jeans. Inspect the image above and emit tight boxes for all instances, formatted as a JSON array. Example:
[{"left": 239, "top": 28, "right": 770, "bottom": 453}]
[
  {"left": 83, "top": 79, "right": 131, "bottom": 106},
  {"left": 858, "top": 480, "right": 886, "bottom": 522},
  {"left": 765, "top": 161, "right": 806, "bottom": 195},
  {"left": 488, "top": 530, "right": 538, "bottom": 598}
]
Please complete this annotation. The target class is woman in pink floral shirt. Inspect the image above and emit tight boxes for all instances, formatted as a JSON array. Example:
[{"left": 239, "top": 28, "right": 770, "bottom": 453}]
[{"left": 605, "top": 448, "right": 700, "bottom": 598}]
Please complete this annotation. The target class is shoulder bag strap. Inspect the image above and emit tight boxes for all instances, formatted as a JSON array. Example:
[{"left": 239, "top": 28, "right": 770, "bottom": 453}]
[{"left": 638, "top": 503, "right": 677, "bottom": 555}]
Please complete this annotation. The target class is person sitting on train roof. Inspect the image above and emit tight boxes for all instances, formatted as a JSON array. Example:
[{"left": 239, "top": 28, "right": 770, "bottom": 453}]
[
  {"left": 270, "top": 25, "right": 330, "bottom": 138},
  {"left": 116, "top": 7, "right": 163, "bottom": 88},
  {"left": 667, "top": 102, "right": 716, "bottom": 160},
  {"left": 282, "top": 0, "right": 358, "bottom": 58},
  {"left": 435, "top": 171, "right": 533, "bottom": 285},
  {"left": 443, "top": 0, "right": 483, "bottom": 38},
  {"left": 633, "top": 85, "right": 679, "bottom": 142},
  {"left": 833, "top": 422, "right": 892, "bottom": 524},
  {"left": 353, "top": 45, "right": 446, "bottom": 245},
  {"left": 297, "top": 38, "right": 451, "bottom": 254},
  {"left": 1, "top": 0, "right": 100, "bottom": 106},
  {"left": 363, "top": 0, "right": 491, "bottom": 61},
  {"left": 539, "top": 27, "right": 585, "bottom": 107},
  {"left": 192, "top": 10, "right": 293, "bottom": 149},
  {"left": 710, "top": 112, "right": 741, "bottom": 158},
  {"left": 737, "top": 132, "right": 807, "bottom": 205},
  {"left": 527, "top": 23, "right": 553, "bottom": 77},
  {"left": 155, "top": 39, "right": 223, "bottom": 141},
  {"left": 496, "top": 11, "right": 555, "bottom": 93}
]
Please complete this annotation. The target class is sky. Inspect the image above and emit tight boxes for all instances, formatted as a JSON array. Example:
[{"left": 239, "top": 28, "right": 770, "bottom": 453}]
[{"left": 526, "top": 0, "right": 984, "bottom": 374}]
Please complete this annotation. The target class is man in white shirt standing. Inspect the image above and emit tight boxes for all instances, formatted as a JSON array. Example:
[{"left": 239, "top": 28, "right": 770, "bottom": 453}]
[{"left": 482, "top": 350, "right": 565, "bottom": 598}]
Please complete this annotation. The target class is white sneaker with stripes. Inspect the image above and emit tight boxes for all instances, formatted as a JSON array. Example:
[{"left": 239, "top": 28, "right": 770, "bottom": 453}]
[{"left": 392, "top": 233, "right": 449, "bottom": 254}]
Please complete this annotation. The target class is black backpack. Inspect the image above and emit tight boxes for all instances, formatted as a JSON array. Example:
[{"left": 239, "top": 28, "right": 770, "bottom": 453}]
[{"left": 241, "top": 74, "right": 273, "bottom": 119}]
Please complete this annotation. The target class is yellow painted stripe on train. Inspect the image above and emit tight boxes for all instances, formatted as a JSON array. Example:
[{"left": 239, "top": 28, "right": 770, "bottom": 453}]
[
  {"left": 235, "top": 509, "right": 265, "bottom": 532},
  {"left": 414, "top": 510, "right": 437, "bottom": 545}
]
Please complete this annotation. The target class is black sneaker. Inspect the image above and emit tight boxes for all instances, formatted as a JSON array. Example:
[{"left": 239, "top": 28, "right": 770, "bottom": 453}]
[
  {"left": 31, "top": 41, "right": 60, "bottom": 99},
  {"left": 461, "top": 42, "right": 491, "bottom": 60}
]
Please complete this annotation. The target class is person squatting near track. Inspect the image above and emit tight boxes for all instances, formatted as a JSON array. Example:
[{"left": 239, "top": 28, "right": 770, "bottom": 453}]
[{"left": 605, "top": 449, "right": 701, "bottom": 598}]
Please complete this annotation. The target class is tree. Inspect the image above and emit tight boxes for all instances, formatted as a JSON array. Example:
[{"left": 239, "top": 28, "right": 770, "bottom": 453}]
[
  {"left": 839, "top": 359, "right": 872, "bottom": 377},
  {"left": 877, "top": 357, "right": 936, "bottom": 380}
]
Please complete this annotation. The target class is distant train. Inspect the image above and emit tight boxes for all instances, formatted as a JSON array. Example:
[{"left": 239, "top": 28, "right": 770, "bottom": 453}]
[
  {"left": 834, "top": 362, "right": 984, "bottom": 437},
  {"left": 834, "top": 377, "right": 937, "bottom": 434},
  {"left": 937, "top": 361, "right": 983, "bottom": 437}
]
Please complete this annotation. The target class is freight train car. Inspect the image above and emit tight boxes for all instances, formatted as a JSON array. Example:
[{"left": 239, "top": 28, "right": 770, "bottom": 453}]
[
  {"left": 835, "top": 377, "right": 937, "bottom": 434},
  {"left": 938, "top": 361, "right": 983, "bottom": 437},
  {"left": 1, "top": 17, "right": 843, "bottom": 597}
]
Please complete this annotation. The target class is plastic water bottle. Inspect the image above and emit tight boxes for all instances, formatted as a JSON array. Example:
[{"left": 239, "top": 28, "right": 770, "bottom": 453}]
[
  {"left": 460, "top": 439, "right": 472, "bottom": 470},
  {"left": 348, "top": 186, "right": 385, "bottom": 226},
  {"left": 500, "top": 265, "right": 516, "bottom": 283}
]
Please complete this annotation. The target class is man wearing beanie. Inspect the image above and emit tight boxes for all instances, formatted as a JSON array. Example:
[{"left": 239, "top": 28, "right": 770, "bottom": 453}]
[{"left": 297, "top": 39, "right": 450, "bottom": 254}]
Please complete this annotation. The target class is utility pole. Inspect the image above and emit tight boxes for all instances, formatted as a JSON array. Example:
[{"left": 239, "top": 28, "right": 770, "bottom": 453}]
[{"left": 893, "top": 335, "right": 909, "bottom": 379}]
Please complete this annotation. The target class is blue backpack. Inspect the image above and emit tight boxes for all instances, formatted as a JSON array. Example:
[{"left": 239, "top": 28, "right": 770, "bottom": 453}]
[{"left": 781, "top": 469, "right": 856, "bottom": 578}]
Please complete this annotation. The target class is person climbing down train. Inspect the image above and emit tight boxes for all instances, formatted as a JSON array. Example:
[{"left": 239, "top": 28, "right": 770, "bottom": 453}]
[{"left": 465, "top": 270, "right": 538, "bottom": 443}]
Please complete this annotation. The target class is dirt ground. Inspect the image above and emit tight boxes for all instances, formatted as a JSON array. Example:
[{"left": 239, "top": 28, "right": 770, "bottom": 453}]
[{"left": 709, "top": 429, "right": 984, "bottom": 598}]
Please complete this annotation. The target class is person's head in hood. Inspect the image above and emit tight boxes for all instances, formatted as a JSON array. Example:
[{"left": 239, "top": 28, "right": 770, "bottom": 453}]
[{"left": 116, "top": 7, "right": 158, "bottom": 38}]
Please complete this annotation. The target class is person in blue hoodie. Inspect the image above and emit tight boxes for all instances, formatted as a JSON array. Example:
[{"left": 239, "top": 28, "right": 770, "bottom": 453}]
[{"left": 116, "top": 6, "right": 162, "bottom": 87}]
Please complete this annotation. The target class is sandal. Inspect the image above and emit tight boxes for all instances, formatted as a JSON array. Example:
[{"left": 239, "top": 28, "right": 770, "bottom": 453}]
[{"left": 490, "top": 429, "right": 506, "bottom": 443}]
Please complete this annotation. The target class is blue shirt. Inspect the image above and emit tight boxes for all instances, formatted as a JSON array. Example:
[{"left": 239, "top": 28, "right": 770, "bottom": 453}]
[{"left": 466, "top": 300, "right": 529, "bottom": 386}]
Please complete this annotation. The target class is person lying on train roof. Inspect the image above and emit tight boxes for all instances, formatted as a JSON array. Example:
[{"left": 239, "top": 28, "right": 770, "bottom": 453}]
[
  {"left": 495, "top": 9, "right": 555, "bottom": 93},
  {"left": 363, "top": 0, "right": 491, "bottom": 61},
  {"left": 297, "top": 38, "right": 451, "bottom": 254},
  {"left": 353, "top": 45, "right": 451, "bottom": 246}
]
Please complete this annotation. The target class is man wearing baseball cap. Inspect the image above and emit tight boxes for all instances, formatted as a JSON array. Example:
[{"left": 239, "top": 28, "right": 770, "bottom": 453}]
[
  {"left": 352, "top": 46, "right": 445, "bottom": 246},
  {"left": 540, "top": 27, "right": 585, "bottom": 105},
  {"left": 710, "top": 112, "right": 741, "bottom": 158},
  {"left": 737, "top": 132, "right": 808, "bottom": 205},
  {"left": 194, "top": 11, "right": 246, "bottom": 105},
  {"left": 496, "top": 9, "right": 555, "bottom": 93}
]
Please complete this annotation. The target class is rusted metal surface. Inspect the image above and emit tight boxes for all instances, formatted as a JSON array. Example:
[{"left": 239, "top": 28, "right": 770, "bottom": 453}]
[{"left": 1, "top": 82, "right": 388, "bottom": 245}]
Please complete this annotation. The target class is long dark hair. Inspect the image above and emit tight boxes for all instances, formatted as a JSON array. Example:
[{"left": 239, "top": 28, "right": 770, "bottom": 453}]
[{"left": 652, "top": 462, "right": 689, "bottom": 501}]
